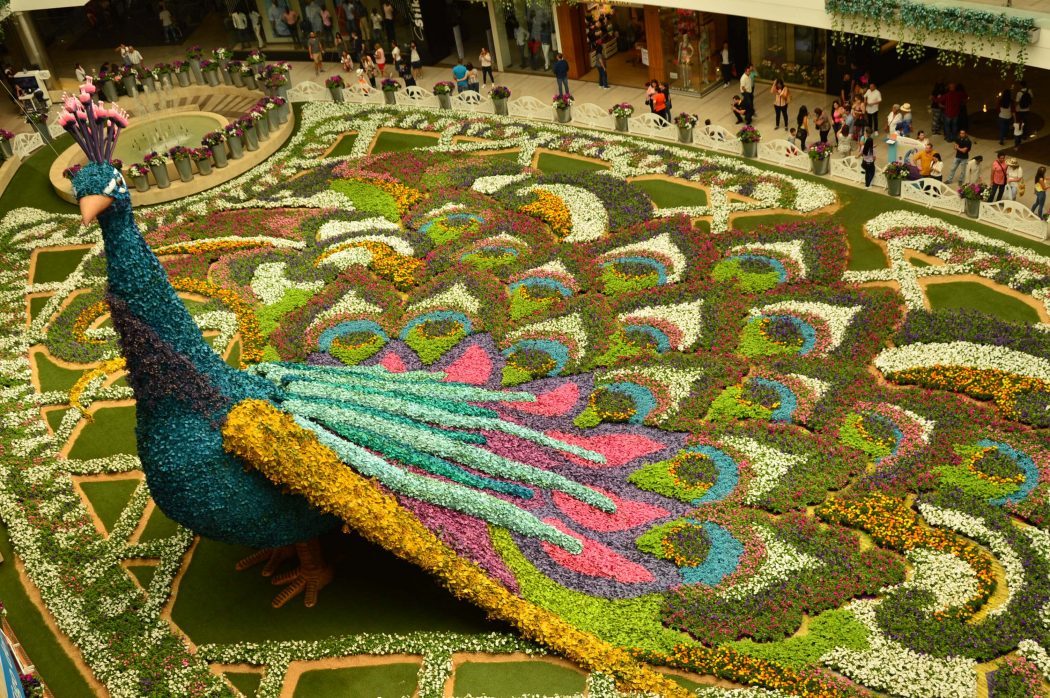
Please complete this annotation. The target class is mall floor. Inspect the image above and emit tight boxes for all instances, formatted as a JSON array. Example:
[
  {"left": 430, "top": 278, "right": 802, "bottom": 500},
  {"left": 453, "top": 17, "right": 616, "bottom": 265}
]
[{"left": 6, "top": 12, "right": 1050, "bottom": 218}]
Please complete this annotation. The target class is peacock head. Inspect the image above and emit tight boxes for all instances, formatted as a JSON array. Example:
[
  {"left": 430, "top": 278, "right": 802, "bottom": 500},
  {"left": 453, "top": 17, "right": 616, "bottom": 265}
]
[
  {"left": 74, "top": 161, "right": 131, "bottom": 225},
  {"left": 59, "top": 78, "right": 132, "bottom": 226}
]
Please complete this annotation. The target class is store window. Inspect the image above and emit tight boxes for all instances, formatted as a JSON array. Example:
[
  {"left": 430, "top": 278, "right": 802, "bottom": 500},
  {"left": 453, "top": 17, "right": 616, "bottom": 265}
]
[
  {"left": 748, "top": 19, "right": 826, "bottom": 90},
  {"left": 658, "top": 8, "right": 726, "bottom": 95}
]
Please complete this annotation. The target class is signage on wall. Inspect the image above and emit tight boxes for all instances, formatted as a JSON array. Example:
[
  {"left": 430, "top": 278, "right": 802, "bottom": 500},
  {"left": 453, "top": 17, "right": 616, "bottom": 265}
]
[
  {"left": 407, "top": 0, "right": 425, "bottom": 41},
  {"left": 640, "top": 47, "right": 649, "bottom": 66}
]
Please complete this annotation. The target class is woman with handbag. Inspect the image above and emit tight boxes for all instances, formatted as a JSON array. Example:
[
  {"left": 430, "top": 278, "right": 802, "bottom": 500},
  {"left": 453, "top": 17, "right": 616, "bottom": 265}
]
[
  {"left": 861, "top": 127, "right": 876, "bottom": 187},
  {"left": 1006, "top": 157, "right": 1024, "bottom": 201}
]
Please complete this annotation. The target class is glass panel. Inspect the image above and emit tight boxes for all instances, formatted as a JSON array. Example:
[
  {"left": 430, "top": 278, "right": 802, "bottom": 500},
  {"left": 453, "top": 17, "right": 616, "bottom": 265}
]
[
  {"left": 749, "top": 19, "right": 826, "bottom": 90},
  {"left": 659, "top": 8, "right": 725, "bottom": 95}
]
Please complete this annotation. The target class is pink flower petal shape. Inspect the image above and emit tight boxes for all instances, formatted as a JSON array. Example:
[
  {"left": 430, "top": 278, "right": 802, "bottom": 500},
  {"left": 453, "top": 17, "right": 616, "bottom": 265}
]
[
  {"left": 379, "top": 352, "right": 407, "bottom": 373},
  {"left": 546, "top": 431, "right": 666, "bottom": 468},
  {"left": 506, "top": 381, "right": 580, "bottom": 417},
  {"left": 542, "top": 519, "right": 654, "bottom": 583},
  {"left": 552, "top": 488, "right": 670, "bottom": 533},
  {"left": 442, "top": 343, "right": 493, "bottom": 385}
]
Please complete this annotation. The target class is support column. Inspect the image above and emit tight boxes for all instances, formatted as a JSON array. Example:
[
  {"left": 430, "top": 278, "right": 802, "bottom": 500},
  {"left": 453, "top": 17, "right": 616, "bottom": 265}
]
[
  {"left": 488, "top": 0, "right": 511, "bottom": 73},
  {"left": 555, "top": 3, "right": 587, "bottom": 80},
  {"left": 644, "top": 5, "right": 664, "bottom": 83},
  {"left": 12, "top": 12, "right": 52, "bottom": 77}
]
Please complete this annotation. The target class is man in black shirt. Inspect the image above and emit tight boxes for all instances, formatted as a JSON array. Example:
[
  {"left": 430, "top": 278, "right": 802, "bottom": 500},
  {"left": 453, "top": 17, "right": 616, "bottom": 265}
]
[{"left": 944, "top": 129, "right": 972, "bottom": 185}]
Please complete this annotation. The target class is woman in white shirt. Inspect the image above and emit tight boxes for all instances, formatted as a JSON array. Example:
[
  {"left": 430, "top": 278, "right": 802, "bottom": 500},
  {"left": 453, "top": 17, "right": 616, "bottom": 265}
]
[
  {"left": 479, "top": 47, "right": 494, "bottom": 85},
  {"left": 1006, "top": 157, "right": 1024, "bottom": 200},
  {"left": 75, "top": 63, "right": 87, "bottom": 83},
  {"left": 409, "top": 42, "right": 422, "bottom": 81}
]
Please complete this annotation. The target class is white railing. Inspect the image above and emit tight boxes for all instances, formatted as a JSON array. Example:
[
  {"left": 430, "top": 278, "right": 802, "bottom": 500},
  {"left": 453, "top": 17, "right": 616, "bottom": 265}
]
[{"left": 9, "top": 87, "right": 1046, "bottom": 244}]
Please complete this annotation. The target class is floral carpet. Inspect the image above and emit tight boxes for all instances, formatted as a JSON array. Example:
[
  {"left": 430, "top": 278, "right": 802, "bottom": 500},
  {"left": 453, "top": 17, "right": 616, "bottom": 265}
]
[{"left": 2, "top": 104, "right": 1050, "bottom": 697}]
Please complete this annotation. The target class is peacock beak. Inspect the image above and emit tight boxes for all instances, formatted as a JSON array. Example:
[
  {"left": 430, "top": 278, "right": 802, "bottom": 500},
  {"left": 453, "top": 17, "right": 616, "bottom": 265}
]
[{"left": 80, "top": 194, "right": 114, "bottom": 226}]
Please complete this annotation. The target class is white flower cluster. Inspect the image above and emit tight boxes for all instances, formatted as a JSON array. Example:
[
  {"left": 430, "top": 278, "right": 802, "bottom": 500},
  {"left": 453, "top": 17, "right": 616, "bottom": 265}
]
[
  {"left": 599, "top": 365, "right": 706, "bottom": 420},
  {"left": 751, "top": 301, "right": 862, "bottom": 353},
  {"left": 250, "top": 262, "right": 324, "bottom": 305},
  {"left": 315, "top": 216, "right": 401, "bottom": 243},
  {"left": 506, "top": 313, "right": 589, "bottom": 359},
  {"left": 618, "top": 299, "right": 704, "bottom": 351},
  {"left": 880, "top": 548, "right": 980, "bottom": 612},
  {"left": 519, "top": 183, "right": 609, "bottom": 243},
  {"left": 472, "top": 173, "right": 532, "bottom": 195},
  {"left": 602, "top": 233, "right": 687, "bottom": 283},
  {"left": 720, "top": 526, "right": 822, "bottom": 600},
  {"left": 408, "top": 283, "right": 482, "bottom": 315},
  {"left": 874, "top": 342, "right": 1050, "bottom": 383},
  {"left": 721, "top": 435, "right": 806, "bottom": 505},
  {"left": 308, "top": 290, "right": 383, "bottom": 333},
  {"left": 731, "top": 240, "right": 809, "bottom": 279}
]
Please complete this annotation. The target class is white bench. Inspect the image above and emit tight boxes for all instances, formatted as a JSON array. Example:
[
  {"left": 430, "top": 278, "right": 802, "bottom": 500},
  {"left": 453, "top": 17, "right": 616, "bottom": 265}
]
[
  {"left": 287, "top": 80, "right": 332, "bottom": 103},
  {"left": 11, "top": 132, "right": 43, "bottom": 159},
  {"left": 628, "top": 113, "right": 674, "bottom": 139},
  {"left": 698, "top": 124, "right": 742, "bottom": 155},
  {"left": 453, "top": 90, "right": 492, "bottom": 113},
  {"left": 508, "top": 95, "right": 552, "bottom": 121},
  {"left": 902, "top": 177, "right": 964, "bottom": 214},
  {"left": 396, "top": 86, "right": 437, "bottom": 109},
  {"left": 830, "top": 155, "right": 886, "bottom": 189},
  {"left": 759, "top": 139, "right": 809, "bottom": 171},
  {"left": 573, "top": 102, "right": 614, "bottom": 130},
  {"left": 980, "top": 199, "right": 1049, "bottom": 241}
]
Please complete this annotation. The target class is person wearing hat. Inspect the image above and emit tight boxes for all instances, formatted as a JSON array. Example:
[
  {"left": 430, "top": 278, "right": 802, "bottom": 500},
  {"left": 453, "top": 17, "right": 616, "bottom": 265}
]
[
  {"left": 1006, "top": 156, "right": 1025, "bottom": 201},
  {"left": 898, "top": 103, "right": 913, "bottom": 136},
  {"left": 990, "top": 153, "right": 1008, "bottom": 202}
]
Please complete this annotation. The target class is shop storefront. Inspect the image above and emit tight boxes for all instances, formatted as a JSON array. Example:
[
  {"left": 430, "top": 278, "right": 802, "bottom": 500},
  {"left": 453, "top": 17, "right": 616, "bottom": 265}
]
[
  {"left": 747, "top": 18, "right": 827, "bottom": 90},
  {"left": 656, "top": 8, "right": 728, "bottom": 94}
]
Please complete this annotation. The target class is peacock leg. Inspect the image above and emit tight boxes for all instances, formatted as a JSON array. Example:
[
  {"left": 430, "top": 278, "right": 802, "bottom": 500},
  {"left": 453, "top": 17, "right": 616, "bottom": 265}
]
[
  {"left": 269, "top": 538, "right": 333, "bottom": 608},
  {"left": 235, "top": 544, "right": 295, "bottom": 577}
]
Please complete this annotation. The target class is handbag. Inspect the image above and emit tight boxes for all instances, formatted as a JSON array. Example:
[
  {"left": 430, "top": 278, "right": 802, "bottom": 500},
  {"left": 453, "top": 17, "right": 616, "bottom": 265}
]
[{"left": 1019, "top": 180, "right": 1027, "bottom": 196}]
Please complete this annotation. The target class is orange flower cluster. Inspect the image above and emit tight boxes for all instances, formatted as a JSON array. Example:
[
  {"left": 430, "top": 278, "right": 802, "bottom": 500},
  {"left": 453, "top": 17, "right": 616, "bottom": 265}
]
[
  {"left": 966, "top": 446, "right": 1025, "bottom": 486},
  {"left": 519, "top": 190, "right": 572, "bottom": 238},
  {"left": 888, "top": 366, "right": 1046, "bottom": 421},
  {"left": 171, "top": 277, "right": 263, "bottom": 365},
  {"left": 221, "top": 399, "right": 692, "bottom": 698},
  {"left": 72, "top": 299, "right": 110, "bottom": 345},
  {"left": 819, "top": 493, "right": 995, "bottom": 615},
  {"left": 314, "top": 240, "right": 424, "bottom": 290}
]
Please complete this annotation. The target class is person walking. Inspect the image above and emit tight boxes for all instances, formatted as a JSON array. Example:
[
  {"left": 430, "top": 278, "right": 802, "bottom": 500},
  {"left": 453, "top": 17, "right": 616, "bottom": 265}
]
[
  {"left": 943, "top": 129, "right": 972, "bottom": 184},
  {"left": 75, "top": 63, "right": 87, "bottom": 83},
  {"left": 720, "top": 42, "right": 732, "bottom": 87},
  {"left": 1016, "top": 80, "right": 1033, "bottom": 138},
  {"left": 1032, "top": 166, "right": 1046, "bottom": 218},
  {"left": 381, "top": 0, "right": 396, "bottom": 46},
  {"left": 832, "top": 100, "right": 846, "bottom": 141},
  {"left": 861, "top": 127, "right": 876, "bottom": 187},
  {"left": 815, "top": 107, "right": 831, "bottom": 144},
  {"left": 283, "top": 6, "right": 301, "bottom": 48},
  {"left": 942, "top": 83, "right": 965, "bottom": 143},
  {"left": 963, "top": 155, "right": 983, "bottom": 185},
  {"left": 929, "top": 82, "right": 946, "bottom": 136},
  {"left": 1014, "top": 114, "right": 1025, "bottom": 148},
  {"left": 595, "top": 43, "right": 609, "bottom": 89},
  {"left": 514, "top": 24, "right": 529, "bottom": 69},
  {"left": 850, "top": 97, "right": 865, "bottom": 141},
  {"left": 997, "top": 87, "right": 1013, "bottom": 145},
  {"left": 479, "top": 48, "right": 494, "bottom": 85},
  {"left": 864, "top": 83, "right": 882, "bottom": 135},
  {"left": 1006, "top": 157, "right": 1024, "bottom": 201},
  {"left": 158, "top": 3, "right": 179, "bottom": 43},
  {"left": 886, "top": 104, "right": 903, "bottom": 135},
  {"left": 739, "top": 64, "right": 755, "bottom": 116},
  {"left": 796, "top": 105, "right": 809, "bottom": 150},
  {"left": 553, "top": 52, "right": 570, "bottom": 97},
  {"left": 989, "top": 153, "right": 1008, "bottom": 202},
  {"left": 771, "top": 78, "right": 789, "bottom": 130},
  {"left": 409, "top": 42, "right": 422, "bottom": 81},
  {"left": 374, "top": 43, "right": 385, "bottom": 78},
  {"left": 466, "top": 63, "right": 479, "bottom": 92},
  {"left": 308, "top": 32, "right": 324, "bottom": 74}
]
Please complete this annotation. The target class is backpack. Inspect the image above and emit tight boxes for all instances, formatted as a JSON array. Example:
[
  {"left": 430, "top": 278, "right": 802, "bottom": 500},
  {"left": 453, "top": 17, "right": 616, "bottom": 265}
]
[{"left": 1020, "top": 89, "right": 1033, "bottom": 109}]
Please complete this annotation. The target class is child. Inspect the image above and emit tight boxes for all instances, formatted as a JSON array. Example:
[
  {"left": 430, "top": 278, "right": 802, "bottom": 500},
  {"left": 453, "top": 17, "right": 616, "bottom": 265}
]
[
  {"left": 466, "top": 62, "right": 479, "bottom": 92},
  {"left": 787, "top": 127, "right": 800, "bottom": 148},
  {"left": 1014, "top": 115, "right": 1025, "bottom": 148}
]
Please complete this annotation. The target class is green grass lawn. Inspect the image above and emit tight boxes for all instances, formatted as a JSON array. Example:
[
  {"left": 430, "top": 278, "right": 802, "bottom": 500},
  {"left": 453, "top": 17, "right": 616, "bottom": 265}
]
[
  {"left": 370, "top": 131, "right": 440, "bottom": 153},
  {"left": 79, "top": 478, "right": 139, "bottom": 534},
  {"left": 66, "top": 406, "right": 138, "bottom": 460},
  {"left": 293, "top": 663, "right": 419, "bottom": 698},
  {"left": 327, "top": 133, "right": 358, "bottom": 157},
  {"left": 925, "top": 281, "right": 1041, "bottom": 324},
  {"left": 1, "top": 134, "right": 78, "bottom": 215},
  {"left": 31, "top": 248, "right": 90, "bottom": 284},
  {"left": 535, "top": 152, "right": 610, "bottom": 175},
  {"left": 32, "top": 352, "right": 85, "bottom": 393},
  {"left": 633, "top": 178, "right": 707, "bottom": 208},
  {"left": 170, "top": 532, "right": 500, "bottom": 646},
  {"left": 137, "top": 507, "right": 182, "bottom": 542},
  {"left": 226, "top": 671, "right": 263, "bottom": 698},
  {"left": 452, "top": 660, "right": 586, "bottom": 697}
]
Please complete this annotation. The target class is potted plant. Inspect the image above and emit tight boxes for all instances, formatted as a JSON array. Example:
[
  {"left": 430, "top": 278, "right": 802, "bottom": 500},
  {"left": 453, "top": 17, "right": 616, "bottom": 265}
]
[
  {"left": 674, "top": 112, "right": 698, "bottom": 143},
  {"left": 0, "top": 129, "right": 14, "bottom": 160},
  {"left": 883, "top": 161, "right": 912, "bottom": 196},
  {"left": 119, "top": 65, "right": 139, "bottom": 97},
  {"left": 192, "top": 147, "right": 213, "bottom": 176},
  {"left": 200, "top": 59, "right": 221, "bottom": 87},
  {"left": 266, "top": 72, "right": 289, "bottom": 100},
  {"left": 491, "top": 85, "right": 511, "bottom": 115},
  {"left": 140, "top": 67, "right": 156, "bottom": 93},
  {"left": 257, "top": 98, "right": 280, "bottom": 130},
  {"left": 807, "top": 141, "right": 833, "bottom": 175},
  {"left": 434, "top": 81, "right": 455, "bottom": 109},
  {"left": 737, "top": 124, "right": 761, "bottom": 158},
  {"left": 958, "top": 182, "right": 988, "bottom": 218},
  {"left": 173, "top": 60, "right": 191, "bottom": 88},
  {"left": 552, "top": 93, "right": 573, "bottom": 123},
  {"left": 228, "top": 60, "right": 244, "bottom": 88},
  {"left": 168, "top": 145, "right": 194, "bottom": 182},
  {"left": 272, "top": 96, "right": 289, "bottom": 124},
  {"left": 224, "top": 124, "right": 245, "bottom": 159},
  {"left": 144, "top": 151, "right": 170, "bottom": 188},
  {"left": 25, "top": 111, "right": 52, "bottom": 144},
  {"left": 126, "top": 162, "right": 150, "bottom": 192},
  {"left": 326, "top": 74, "right": 345, "bottom": 103},
  {"left": 97, "top": 71, "right": 120, "bottom": 102},
  {"left": 213, "top": 47, "right": 232, "bottom": 84},
  {"left": 153, "top": 62, "right": 172, "bottom": 89},
  {"left": 202, "top": 131, "right": 228, "bottom": 168},
  {"left": 249, "top": 108, "right": 269, "bottom": 140},
  {"left": 241, "top": 64, "right": 258, "bottom": 90},
  {"left": 608, "top": 102, "right": 633, "bottom": 132},
  {"left": 265, "top": 61, "right": 292, "bottom": 87},
  {"left": 186, "top": 45, "right": 204, "bottom": 83},
  {"left": 239, "top": 116, "right": 259, "bottom": 150},
  {"left": 246, "top": 50, "right": 267, "bottom": 74},
  {"left": 379, "top": 78, "right": 400, "bottom": 105}
]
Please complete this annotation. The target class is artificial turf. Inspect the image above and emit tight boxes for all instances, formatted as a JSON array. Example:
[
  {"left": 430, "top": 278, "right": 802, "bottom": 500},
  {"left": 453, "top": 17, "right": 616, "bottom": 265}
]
[
  {"left": 451, "top": 660, "right": 586, "bottom": 697},
  {"left": 2, "top": 134, "right": 78, "bottom": 215},
  {"left": 125, "top": 564, "right": 157, "bottom": 589},
  {"left": 31, "top": 248, "right": 91, "bottom": 284},
  {"left": 293, "top": 663, "right": 420, "bottom": 697},
  {"left": 32, "top": 352, "right": 85, "bottom": 393},
  {"left": 66, "top": 406, "right": 138, "bottom": 460},
  {"left": 137, "top": 507, "right": 182, "bottom": 542},
  {"left": 28, "top": 295, "right": 52, "bottom": 323},
  {"left": 535, "top": 152, "right": 610, "bottom": 174},
  {"left": 633, "top": 178, "right": 708, "bottom": 208},
  {"left": 370, "top": 131, "right": 440, "bottom": 153},
  {"left": 78, "top": 478, "right": 140, "bottom": 534},
  {"left": 225, "top": 671, "right": 263, "bottom": 697},
  {"left": 326, "top": 133, "right": 358, "bottom": 157}
]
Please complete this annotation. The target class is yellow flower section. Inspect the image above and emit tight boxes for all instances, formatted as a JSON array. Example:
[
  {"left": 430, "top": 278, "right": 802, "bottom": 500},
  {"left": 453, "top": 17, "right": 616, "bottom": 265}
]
[
  {"left": 221, "top": 398, "right": 692, "bottom": 698},
  {"left": 69, "top": 357, "right": 126, "bottom": 412},
  {"left": 820, "top": 492, "right": 995, "bottom": 615},
  {"left": 314, "top": 240, "right": 424, "bottom": 290},
  {"left": 351, "top": 175, "right": 425, "bottom": 216},
  {"left": 519, "top": 190, "right": 572, "bottom": 238},
  {"left": 72, "top": 299, "right": 110, "bottom": 345},
  {"left": 966, "top": 446, "right": 1026, "bottom": 486},
  {"left": 171, "top": 278, "right": 262, "bottom": 366},
  {"left": 888, "top": 366, "right": 1048, "bottom": 421},
  {"left": 153, "top": 239, "right": 283, "bottom": 256}
]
